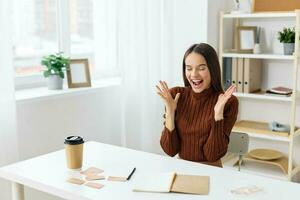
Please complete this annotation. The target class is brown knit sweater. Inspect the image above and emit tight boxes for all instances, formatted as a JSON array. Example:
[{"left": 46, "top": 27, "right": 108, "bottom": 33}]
[{"left": 160, "top": 86, "right": 238, "bottom": 167}]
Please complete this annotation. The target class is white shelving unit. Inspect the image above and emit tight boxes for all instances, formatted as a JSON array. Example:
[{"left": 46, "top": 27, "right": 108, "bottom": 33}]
[{"left": 219, "top": 11, "right": 300, "bottom": 181}]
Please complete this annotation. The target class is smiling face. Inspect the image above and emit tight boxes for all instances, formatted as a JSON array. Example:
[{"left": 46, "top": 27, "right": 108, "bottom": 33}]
[{"left": 185, "top": 52, "right": 211, "bottom": 93}]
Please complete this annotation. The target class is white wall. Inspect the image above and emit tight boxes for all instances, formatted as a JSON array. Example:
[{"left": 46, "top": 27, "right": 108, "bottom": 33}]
[
  {"left": 17, "top": 86, "right": 123, "bottom": 160},
  {"left": 170, "top": 0, "right": 208, "bottom": 86}
]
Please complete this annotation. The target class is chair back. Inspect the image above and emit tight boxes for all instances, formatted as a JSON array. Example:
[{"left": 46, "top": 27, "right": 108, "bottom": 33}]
[{"left": 228, "top": 132, "right": 249, "bottom": 156}]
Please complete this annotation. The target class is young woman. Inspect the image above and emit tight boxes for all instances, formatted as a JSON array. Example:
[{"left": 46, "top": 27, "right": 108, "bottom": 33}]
[{"left": 156, "top": 43, "right": 238, "bottom": 167}]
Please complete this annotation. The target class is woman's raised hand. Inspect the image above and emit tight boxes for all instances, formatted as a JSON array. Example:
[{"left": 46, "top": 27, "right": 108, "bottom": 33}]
[
  {"left": 214, "top": 84, "right": 236, "bottom": 121},
  {"left": 156, "top": 80, "right": 180, "bottom": 114}
]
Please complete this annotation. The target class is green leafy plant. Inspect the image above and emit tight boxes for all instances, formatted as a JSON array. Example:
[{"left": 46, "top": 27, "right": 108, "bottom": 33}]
[
  {"left": 41, "top": 52, "right": 70, "bottom": 79},
  {"left": 278, "top": 27, "right": 295, "bottom": 43}
]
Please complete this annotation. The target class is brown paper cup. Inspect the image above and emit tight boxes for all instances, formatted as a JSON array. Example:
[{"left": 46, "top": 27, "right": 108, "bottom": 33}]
[{"left": 64, "top": 136, "right": 84, "bottom": 169}]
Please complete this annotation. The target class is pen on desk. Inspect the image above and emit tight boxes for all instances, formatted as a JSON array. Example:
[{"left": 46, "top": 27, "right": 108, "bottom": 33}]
[{"left": 127, "top": 167, "right": 136, "bottom": 180}]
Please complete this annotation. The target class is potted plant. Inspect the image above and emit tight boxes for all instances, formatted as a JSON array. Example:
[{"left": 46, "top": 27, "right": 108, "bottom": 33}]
[
  {"left": 278, "top": 27, "right": 295, "bottom": 55},
  {"left": 42, "top": 52, "right": 70, "bottom": 90}
]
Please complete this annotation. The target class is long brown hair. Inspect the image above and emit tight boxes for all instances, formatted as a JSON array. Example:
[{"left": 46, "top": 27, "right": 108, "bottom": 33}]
[{"left": 182, "top": 43, "right": 223, "bottom": 92}]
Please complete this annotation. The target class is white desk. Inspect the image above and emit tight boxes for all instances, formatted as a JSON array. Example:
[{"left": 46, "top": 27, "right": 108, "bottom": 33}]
[{"left": 0, "top": 141, "right": 299, "bottom": 200}]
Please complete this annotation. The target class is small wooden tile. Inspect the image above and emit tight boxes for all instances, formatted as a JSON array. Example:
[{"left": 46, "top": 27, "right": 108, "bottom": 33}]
[
  {"left": 107, "top": 176, "right": 127, "bottom": 182},
  {"left": 86, "top": 174, "right": 106, "bottom": 181},
  {"left": 67, "top": 178, "right": 85, "bottom": 185},
  {"left": 85, "top": 182, "right": 104, "bottom": 189},
  {"left": 81, "top": 167, "right": 104, "bottom": 175}
]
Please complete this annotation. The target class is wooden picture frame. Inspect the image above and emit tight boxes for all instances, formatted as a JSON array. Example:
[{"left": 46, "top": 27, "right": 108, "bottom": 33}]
[
  {"left": 252, "top": 0, "right": 300, "bottom": 12},
  {"left": 67, "top": 59, "right": 91, "bottom": 88},
  {"left": 237, "top": 26, "right": 257, "bottom": 53}
]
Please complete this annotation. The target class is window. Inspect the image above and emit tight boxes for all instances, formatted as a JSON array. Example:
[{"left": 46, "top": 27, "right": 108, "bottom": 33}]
[
  {"left": 70, "top": 0, "right": 95, "bottom": 74},
  {"left": 13, "top": 0, "right": 58, "bottom": 76},
  {"left": 13, "top": 0, "right": 118, "bottom": 88}
]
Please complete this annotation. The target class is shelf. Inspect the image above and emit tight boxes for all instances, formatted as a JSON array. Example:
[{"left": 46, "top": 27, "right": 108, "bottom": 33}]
[
  {"left": 222, "top": 12, "right": 296, "bottom": 19},
  {"left": 233, "top": 120, "right": 290, "bottom": 142},
  {"left": 222, "top": 53, "right": 294, "bottom": 60},
  {"left": 220, "top": 9, "right": 300, "bottom": 182},
  {"left": 234, "top": 91, "right": 293, "bottom": 102}
]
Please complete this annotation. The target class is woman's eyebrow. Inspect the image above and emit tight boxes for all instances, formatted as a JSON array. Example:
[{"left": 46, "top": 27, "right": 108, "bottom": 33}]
[{"left": 186, "top": 63, "right": 206, "bottom": 67}]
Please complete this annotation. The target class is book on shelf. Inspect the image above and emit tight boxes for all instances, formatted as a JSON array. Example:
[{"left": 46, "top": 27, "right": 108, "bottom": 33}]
[
  {"left": 133, "top": 172, "right": 209, "bottom": 195},
  {"left": 265, "top": 90, "right": 291, "bottom": 97},
  {"left": 268, "top": 87, "right": 292, "bottom": 95}
]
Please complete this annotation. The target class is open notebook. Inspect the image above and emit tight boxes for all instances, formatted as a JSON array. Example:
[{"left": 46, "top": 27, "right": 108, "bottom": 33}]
[{"left": 133, "top": 172, "right": 209, "bottom": 195}]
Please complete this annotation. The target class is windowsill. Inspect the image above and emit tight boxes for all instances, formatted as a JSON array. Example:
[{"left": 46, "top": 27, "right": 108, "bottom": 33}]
[{"left": 16, "top": 77, "right": 122, "bottom": 103}]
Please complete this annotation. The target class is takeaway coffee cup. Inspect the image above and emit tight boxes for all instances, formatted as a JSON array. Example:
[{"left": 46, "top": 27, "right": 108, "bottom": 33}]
[{"left": 64, "top": 136, "right": 84, "bottom": 169}]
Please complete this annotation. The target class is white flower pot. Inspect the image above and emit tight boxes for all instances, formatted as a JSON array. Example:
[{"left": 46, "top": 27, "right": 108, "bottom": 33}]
[
  {"left": 283, "top": 43, "right": 295, "bottom": 55},
  {"left": 47, "top": 75, "right": 63, "bottom": 90}
]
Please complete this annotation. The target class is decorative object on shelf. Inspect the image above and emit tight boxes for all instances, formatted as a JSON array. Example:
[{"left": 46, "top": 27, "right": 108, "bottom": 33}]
[
  {"left": 237, "top": 26, "right": 257, "bottom": 53},
  {"left": 278, "top": 27, "right": 295, "bottom": 55},
  {"left": 266, "top": 86, "right": 293, "bottom": 96},
  {"left": 248, "top": 148, "right": 283, "bottom": 161},
  {"left": 253, "top": 0, "right": 300, "bottom": 12},
  {"left": 67, "top": 58, "right": 91, "bottom": 88},
  {"left": 268, "top": 121, "right": 291, "bottom": 132},
  {"left": 253, "top": 27, "right": 261, "bottom": 54},
  {"left": 41, "top": 52, "right": 70, "bottom": 90},
  {"left": 242, "top": 152, "right": 289, "bottom": 174},
  {"left": 231, "top": 0, "right": 252, "bottom": 14}
]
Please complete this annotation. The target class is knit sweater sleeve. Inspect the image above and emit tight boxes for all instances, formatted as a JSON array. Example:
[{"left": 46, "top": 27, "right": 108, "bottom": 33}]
[
  {"left": 160, "top": 127, "right": 180, "bottom": 157},
  {"left": 203, "top": 96, "right": 238, "bottom": 162},
  {"left": 160, "top": 87, "right": 181, "bottom": 157}
]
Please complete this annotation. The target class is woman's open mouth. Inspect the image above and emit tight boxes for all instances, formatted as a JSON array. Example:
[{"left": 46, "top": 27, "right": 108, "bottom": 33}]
[{"left": 191, "top": 79, "right": 204, "bottom": 89}]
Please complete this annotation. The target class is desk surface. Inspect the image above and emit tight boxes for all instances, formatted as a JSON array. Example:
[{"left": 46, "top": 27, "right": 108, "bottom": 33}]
[{"left": 0, "top": 141, "right": 299, "bottom": 200}]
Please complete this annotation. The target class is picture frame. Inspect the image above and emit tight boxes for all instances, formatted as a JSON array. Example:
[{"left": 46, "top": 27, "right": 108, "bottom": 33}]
[
  {"left": 67, "top": 59, "right": 91, "bottom": 88},
  {"left": 237, "top": 26, "right": 257, "bottom": 53}
]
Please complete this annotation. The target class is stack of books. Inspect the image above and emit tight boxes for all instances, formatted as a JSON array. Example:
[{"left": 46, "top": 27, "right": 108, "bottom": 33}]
[{"left": 266, "top": 87, "right": 292, "bottom": 97}]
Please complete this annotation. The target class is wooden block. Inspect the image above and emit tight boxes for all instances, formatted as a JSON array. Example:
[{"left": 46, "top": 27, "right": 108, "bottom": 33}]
[
  {"left": 86, "top": 174, "right": 105, "bottom": 181},
  {"left": 67, "top": 178, "right": 85, "bottom": 185},
  {"left": 107, "top": 176, "right": 127, "bottom": 182},
  {"left": 85, "top": 182, "right": 104, "bottom": 189},
  {"left": 81, "top": 167, "right": 104, "bottom": 175}
]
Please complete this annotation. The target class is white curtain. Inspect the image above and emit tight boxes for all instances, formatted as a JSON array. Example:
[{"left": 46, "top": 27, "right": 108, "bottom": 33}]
[
  {"left": 0, "top": 0, "right": 19, "bottom": 166},
  {"left": 117, "top": 0, "right": 207, "bottom": 153}
]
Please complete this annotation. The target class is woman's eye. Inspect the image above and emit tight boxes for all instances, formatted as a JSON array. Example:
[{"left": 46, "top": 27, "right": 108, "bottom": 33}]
[
  {"left": 186, "top": 67, "right": 192, "bottom": 71},
  {"left": 199, "top": 66, "right": 206, "bottom": 71}
]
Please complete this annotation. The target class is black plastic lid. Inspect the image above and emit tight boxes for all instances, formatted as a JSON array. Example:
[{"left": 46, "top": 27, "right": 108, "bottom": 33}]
[{"left": 64, "top": 136, "right": 84, "bottom": 145}]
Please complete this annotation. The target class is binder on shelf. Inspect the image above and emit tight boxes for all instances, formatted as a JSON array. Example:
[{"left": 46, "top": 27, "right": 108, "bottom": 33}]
[
  {"left": 243, "top": 58, "right": 262, "bottom": 93},
  {"left": 223, "top": 58, "right": 232, "bottom": 90},
  {"left": 231, "top": 58, "right": 238, "bottom": 88},
  {"left": 237, "top": 58, "right": 244, "bottom": 93}
]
